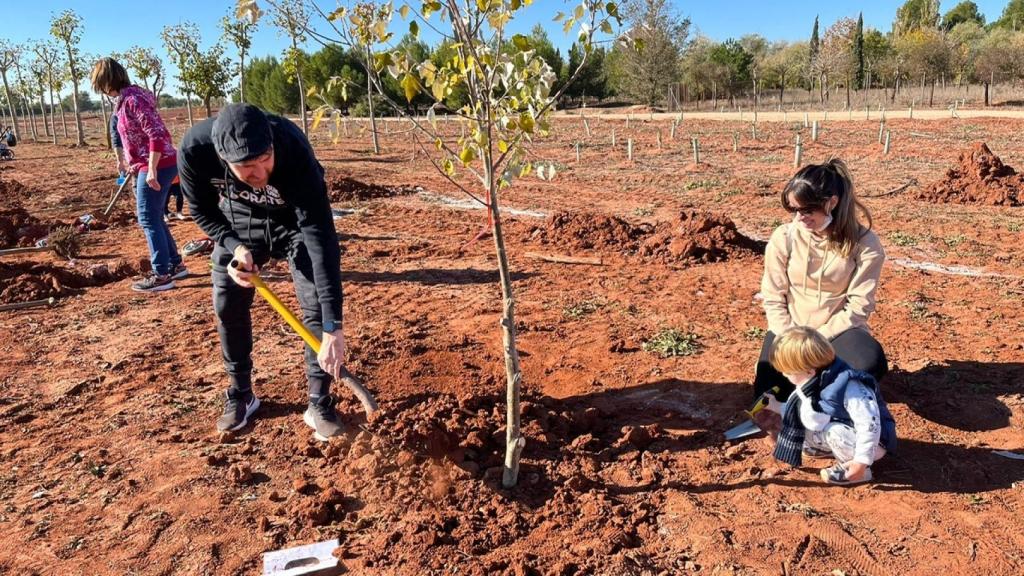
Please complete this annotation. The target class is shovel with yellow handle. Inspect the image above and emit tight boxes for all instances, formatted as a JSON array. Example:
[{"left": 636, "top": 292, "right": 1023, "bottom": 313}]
[
  {"left": 724, "top": 385, "right": 783, "bottom": 441},
  {"left": 245, "top": 270, "right": 379, "bottom": 420}
]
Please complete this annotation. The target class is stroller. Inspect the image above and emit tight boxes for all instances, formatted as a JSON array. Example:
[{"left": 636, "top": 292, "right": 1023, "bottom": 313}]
[{"left": 0, "top": 127, "right": 15, "bottom": 161}]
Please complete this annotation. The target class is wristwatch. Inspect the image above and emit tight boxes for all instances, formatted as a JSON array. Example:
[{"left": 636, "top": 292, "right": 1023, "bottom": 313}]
[{"left": 323, "top": 320, "right": 342, "bottom": 334}]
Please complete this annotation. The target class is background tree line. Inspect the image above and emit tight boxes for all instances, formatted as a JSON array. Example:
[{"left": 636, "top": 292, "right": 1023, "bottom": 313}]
[{"left": 3, "top": 0, "right": 1024, "bottom": 146}]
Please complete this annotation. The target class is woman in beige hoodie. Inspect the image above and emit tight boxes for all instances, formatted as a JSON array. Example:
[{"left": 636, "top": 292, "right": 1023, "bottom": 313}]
[{"left": 754, "top": 159, "right": 887, "bottom": 401}]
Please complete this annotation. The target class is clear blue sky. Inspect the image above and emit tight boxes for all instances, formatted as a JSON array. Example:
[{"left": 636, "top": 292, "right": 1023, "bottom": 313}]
[{"left": 5, "top": 1, "right": 1012, "bottom": 97}]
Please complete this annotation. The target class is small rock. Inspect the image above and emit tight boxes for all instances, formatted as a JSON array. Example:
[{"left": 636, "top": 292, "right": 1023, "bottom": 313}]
[
  {"left": 228, "top": 463, "right": 253, "bottom": 484},
  {"left": 396, "top": 450, "right": 416, "bottom": 467},
  {"left": 292, "top": 478, "right": 315, "bottom": 494},
  {"left": 205, "top": 454, "right": 227, "bottom": 467},
  {"left": 620, "top": 425, "right": 652, "bottom": 449},
  {"left": 725, "top": 444, "right": 747, "bottom": 460}
]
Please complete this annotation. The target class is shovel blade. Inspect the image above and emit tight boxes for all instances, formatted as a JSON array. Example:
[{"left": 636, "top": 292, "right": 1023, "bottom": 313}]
[{"left": 724, "top": 419, "right": 762, "bottom": 441}]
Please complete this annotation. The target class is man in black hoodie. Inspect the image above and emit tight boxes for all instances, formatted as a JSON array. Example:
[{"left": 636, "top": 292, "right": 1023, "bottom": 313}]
[{"left": 179, "top": 103, "right": 344, "bottom": 441}]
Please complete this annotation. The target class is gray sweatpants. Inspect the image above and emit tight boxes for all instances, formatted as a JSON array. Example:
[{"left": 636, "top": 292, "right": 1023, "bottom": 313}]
[{"left": 804, "top": 423, "right": 887, "bottom": 465}]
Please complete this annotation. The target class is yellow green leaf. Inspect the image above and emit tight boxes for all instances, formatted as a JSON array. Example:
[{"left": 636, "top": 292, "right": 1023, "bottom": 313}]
[
  {"left": 459, "top": 146, "right": 476, "bottom": 165},
  {"left": 511, "top": 34, "right": 530, "bottom": 51},
  {"left": 442, "top": 158, "right": 455, "bottom": 176},
  {"left": 519, "top": 112, "right": 535, "bottom": 133},
  {"left": 311, "top": 107, "right": 326, "bottom": 131},
  {"left": 498, "top": 140, "right": 509, "bottom": 153},
  {"left": 401, "top": 73, "right": 421, "bottom": 103}
]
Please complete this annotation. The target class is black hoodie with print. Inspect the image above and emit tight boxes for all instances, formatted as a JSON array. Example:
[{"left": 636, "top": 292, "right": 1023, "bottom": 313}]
[{"left": 178, "top": 113, "right": 342, "bottom": 325}]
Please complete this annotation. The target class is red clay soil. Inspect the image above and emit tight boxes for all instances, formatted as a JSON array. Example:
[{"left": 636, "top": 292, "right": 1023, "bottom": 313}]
[
  {"left": 919, "top": 142, "right": 1024, "bottom": 206},
  {"left": 528, "top": 210, "right": 762, "bottom": 264},
  {"left": 0, "top": 260, "right": 138, "bottom": 304},
  {"left": 527, "top": 211, "right": 651, "bottom": 251},
  {"left": 639, "top": 210, "right": 766, "bottom": 264},
  {"left": 0, "top": 174, "right": 35, "bottom": 200},
  {"left": 328, "top": 175, "right": 417, "bottom": 202},
  {"left": 2, "top": 115, "right": 1024, "bottom": 576},
  {"left": 0, "top": 206, "right": 49, "bottom": 248}
]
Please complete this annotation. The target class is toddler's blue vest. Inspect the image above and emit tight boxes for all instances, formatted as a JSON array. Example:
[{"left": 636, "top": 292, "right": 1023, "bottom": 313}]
[{"left": 813, "top": 358, "right": 898, "bottom": 452}]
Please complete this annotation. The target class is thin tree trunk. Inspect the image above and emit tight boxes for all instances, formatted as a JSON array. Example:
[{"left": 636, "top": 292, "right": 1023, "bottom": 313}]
[
  {"left": 47, "top": 81, "right": 57, "bottom": 144},
  {"left": 25, "top": 97, "right": 39, "bottom": 141},
  {"left": 63, "top": 45, "right": 85, "bottom": 146},
  {"left": 38, "top": 90, "right": 50, "bottom": 137},
  {"left": 57, "top": 88, "right": 69, "bottom": 138},
  {"left": 239, "top": 51, "right": 246, "bottom": 103},
  {"left": 205, "top": 95, "right": 212, "bottom": 117},
  {"left": 984, "top": 81, "right": 989, "bottom": 107},
  {"left": 845, "top": 72, "right": 851, "bottom": 109},
  {"left": 185, "top": 89, "right": 194, "bottom": 126},
  {"left": 1, "top": 72, "right": 19, "bottom": 141},
  {"left": 365, "top": 45, "right": 380, "bottom": 155},
  {"left": 293, "top": 39, "right": 308, "bottom": 134},
  {"left": 486, "top": 157, "right": 525, "bottom": 489},
  {"left": 99, "top": 95, "right": 111, "bottom": 149},
  {"left": 929, "top": 79, "right": 935, "bottom": 107}
]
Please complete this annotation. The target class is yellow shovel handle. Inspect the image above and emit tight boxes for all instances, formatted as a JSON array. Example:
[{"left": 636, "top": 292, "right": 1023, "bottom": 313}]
[{"left": 249, "top": 275, "right": 322, "bottom": 354}]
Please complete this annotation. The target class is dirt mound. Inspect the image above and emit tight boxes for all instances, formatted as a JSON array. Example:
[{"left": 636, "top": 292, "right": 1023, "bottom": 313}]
[
  {"left": 327, "top": 175, "right": 416, "bottom": 202},
  {"left": 0, "top": 260, "right": 138, "bottom": 304},
  {"left": 529, "top": 212, "right": 651, "bottom": 251},
  {"left": 639, "top": 210, "right": 765, "bottom": 263},
  {"left": 0, "top": 176, "right": 34, "bottom": 200},
  {"left": 919, "top": 142, "right": 1024, "bottom": 206},
  {"left": 0, "top": 206, "right": 49, "bottom": 248}
]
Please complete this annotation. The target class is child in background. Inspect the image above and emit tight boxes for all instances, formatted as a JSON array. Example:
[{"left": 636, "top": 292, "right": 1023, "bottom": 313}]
[
  {"left": 770, "top": 326, "right": 897, "bottom": 485},
  {"left": 165, "top": 175, "right": 188, "bottom": 222}
]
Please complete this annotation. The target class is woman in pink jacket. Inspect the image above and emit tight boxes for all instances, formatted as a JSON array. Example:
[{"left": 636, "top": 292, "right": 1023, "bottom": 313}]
[{"left": 91, "top": 57, "right": 186, "bottom": 292}]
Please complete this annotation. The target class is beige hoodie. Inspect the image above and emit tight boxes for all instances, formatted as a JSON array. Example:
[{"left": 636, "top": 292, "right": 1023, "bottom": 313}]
[{"left": 761, "top": 221, "right": 885, "bottom": 340}]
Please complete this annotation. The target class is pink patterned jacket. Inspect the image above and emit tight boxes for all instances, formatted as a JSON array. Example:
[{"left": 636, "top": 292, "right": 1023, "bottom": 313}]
[{"left": 114, "top": 85, "right": 176, "bottom": 172}]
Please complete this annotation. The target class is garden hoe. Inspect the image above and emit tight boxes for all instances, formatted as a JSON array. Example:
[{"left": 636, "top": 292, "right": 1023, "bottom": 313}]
[
  {"left": 243, "top": 266, "right": 379, "bottom": 420},
  {"left": 103, "top": 173, "right": 134, "bottom": 216},
  {"left": 724, "top": 386, "right": 783, "bottom": 441}
]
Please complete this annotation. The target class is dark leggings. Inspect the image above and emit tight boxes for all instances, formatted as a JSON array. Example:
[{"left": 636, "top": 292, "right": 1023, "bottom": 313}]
[{"left": 752, "top": 328, "right": 888, "bottom": 400}]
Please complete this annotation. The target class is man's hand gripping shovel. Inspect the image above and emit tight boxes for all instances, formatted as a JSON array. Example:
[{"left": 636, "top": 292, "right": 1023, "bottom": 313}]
[{"left": 234, "top": 261, "right": 379, "bottom": 420}]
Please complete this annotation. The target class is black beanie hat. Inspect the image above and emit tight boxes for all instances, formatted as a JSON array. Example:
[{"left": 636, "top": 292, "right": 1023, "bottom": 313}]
[{"left": 212, "top": 103, "right": 273, "bottom": 163}]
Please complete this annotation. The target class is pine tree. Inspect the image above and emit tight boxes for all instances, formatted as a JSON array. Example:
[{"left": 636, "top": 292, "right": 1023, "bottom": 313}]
[
  {"left": 810, "top": 16, "right": 820, "bottom": 63},
  {"left": 853, "top": 13, "right": 865, "bottom": 89}
]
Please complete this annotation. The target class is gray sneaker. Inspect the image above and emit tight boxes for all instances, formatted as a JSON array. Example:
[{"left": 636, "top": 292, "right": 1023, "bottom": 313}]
[
  {"left": 216, "top": 388, "right": 260, "bottom": 432},
  {"left": 304, "top": 395, "right": 344, "bottom": 441},
  {"left": 131, "top": 274, "right": 174, "bottom": 292},
  {"left": 820, "top": 463, "right": 873, "bottom": 485},
  {"left": 170, "top": 263, "right": 189, "bottom": 280}
]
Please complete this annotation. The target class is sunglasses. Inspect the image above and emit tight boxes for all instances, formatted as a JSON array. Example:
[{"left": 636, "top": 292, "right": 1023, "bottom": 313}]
[{"left": 787, "top": 206, "right": 821, "bottom": 216}]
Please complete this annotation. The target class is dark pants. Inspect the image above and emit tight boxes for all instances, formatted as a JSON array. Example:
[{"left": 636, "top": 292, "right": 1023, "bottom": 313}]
[
  {"left": 753, "top": 328, "right": 888, "bottom": 400},
  {"left": 210, "top": 203, "right": 331, "bottom": 398},
  {"left": 165, "top": 181, "right": 184, "bottom": 214}
]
